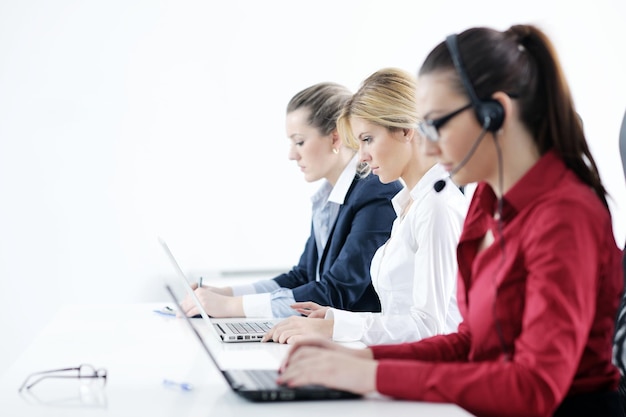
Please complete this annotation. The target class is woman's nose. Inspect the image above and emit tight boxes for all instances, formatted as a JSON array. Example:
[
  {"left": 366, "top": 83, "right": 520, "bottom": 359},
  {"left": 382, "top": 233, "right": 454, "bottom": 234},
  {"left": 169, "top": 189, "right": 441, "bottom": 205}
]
[
  {"left": 288, "top": 145, "right": 299, "bottom": 161},
  {"left": 358, "top": 146, "right": 370, "bottom": 163}
]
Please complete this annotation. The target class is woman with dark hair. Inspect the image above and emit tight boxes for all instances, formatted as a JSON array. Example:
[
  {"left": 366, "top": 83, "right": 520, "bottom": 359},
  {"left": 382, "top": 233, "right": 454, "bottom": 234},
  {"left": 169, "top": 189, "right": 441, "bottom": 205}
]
[{"left": 277, "top": 24, "right": 623, "bottom": 417}]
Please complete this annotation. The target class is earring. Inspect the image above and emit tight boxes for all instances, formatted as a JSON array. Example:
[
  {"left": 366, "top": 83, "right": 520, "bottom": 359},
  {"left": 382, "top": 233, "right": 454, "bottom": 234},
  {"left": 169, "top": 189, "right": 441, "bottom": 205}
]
[{"left": 332, "top": 148, "right": 339, "bottom": 154}]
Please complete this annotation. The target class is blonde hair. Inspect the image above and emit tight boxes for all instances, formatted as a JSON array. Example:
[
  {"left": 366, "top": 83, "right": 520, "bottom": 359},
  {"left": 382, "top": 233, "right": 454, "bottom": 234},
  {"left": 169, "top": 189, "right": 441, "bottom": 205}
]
[{"left": 337, "top": 68, "right": 418, "bottom": 152}]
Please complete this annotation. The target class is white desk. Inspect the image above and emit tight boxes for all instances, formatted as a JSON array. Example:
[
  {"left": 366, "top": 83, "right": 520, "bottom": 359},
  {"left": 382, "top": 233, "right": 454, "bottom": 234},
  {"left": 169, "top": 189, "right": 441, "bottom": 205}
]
[{"left": 0, "top": 303, "right": 474, "bottom": 416}]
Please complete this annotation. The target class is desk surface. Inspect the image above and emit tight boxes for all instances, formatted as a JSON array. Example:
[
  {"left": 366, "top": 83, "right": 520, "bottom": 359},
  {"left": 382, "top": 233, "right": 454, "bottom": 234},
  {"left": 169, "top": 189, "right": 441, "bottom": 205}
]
[{"left": 0, "top": 303, "right": 474, "bottom": 416}]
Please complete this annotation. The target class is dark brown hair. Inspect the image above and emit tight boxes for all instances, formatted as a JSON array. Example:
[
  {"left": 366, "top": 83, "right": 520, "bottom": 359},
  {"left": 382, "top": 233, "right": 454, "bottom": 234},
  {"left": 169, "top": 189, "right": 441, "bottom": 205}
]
[
  {"left": 286, "top": 82, "right": 352, "bottom": 136},
  {"left": 419, "top": 24, "right": 608, "bottom": 209}
]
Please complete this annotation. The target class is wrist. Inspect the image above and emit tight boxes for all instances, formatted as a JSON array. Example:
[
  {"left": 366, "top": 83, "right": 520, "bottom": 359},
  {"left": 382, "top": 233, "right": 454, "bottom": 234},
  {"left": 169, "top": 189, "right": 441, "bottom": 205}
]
[
  {"left": 365, "top": 360, "right": 378, "bottom": 393},
  {"left": 358, "top": 348, "right": 374, "bottom": 360},
  {"left": 324, "top": 319, "right": 334, "bottom": 338},
  {"left": 228, "top": 296, "right": 245, "bottom": 317}
]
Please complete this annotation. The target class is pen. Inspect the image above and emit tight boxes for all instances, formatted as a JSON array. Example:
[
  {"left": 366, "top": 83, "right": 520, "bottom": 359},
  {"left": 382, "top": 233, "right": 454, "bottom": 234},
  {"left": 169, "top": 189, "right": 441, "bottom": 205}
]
[
  {"left": 153, "top": 306, "right": 176, "bottom": 317},
  {"left": 198, "top": 277, "right": 203, "bottom": 288},
  {"left": 163, "top": 379, "right": 193, "bottom": 391}
]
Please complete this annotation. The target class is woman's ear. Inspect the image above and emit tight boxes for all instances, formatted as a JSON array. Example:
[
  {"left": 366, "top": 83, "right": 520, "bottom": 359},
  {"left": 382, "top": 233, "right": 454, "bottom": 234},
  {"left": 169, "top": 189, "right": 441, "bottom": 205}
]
[
  {"left": 403, "top": 128, "right": 416, "bottom": 142},
  {"left": 331, "top": 129, "right": 341, "bottom": 145}
]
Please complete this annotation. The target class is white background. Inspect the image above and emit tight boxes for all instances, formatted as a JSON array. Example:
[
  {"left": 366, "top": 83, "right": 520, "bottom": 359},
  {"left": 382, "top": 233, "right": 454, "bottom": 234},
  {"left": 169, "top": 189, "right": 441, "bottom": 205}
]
[{"left": 1, "top": 0, "right": 625, "bottom": 375}]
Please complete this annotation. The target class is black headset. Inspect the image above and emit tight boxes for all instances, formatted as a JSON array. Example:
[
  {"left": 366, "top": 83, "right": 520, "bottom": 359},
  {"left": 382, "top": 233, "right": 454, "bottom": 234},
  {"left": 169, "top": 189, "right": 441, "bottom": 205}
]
[{"left": 446, "top": 34, "right": 505, "bottom": 132}]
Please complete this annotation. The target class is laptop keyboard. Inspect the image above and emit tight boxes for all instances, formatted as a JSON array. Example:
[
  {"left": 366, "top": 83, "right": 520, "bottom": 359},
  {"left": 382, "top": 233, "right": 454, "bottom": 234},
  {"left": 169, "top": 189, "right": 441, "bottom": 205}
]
[
  {"left": 228, "top": 369, "right": 280, "bottom": 389},
  {"left": 226, "top": 321, "right": 274, "bottom": 334}
]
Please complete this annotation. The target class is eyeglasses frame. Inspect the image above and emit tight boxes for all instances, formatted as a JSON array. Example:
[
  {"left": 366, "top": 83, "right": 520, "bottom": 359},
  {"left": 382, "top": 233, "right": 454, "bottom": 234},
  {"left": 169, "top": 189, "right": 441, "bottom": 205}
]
[
  {"left": 18, "top": 364, "right": 107, "bottom": 392},
  {"left": 417, "top": 102, "right": 473, "bottom": 143}
]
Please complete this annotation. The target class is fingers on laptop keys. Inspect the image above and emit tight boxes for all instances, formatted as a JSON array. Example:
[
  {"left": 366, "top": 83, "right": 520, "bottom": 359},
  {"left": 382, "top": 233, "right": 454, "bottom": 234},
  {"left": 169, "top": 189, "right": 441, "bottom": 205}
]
[
  {"left": 261, "top": 326, "right": 274, "bottom": 343},
  {"left": 262, "top": 321, "right": 287, "bottom": 343},
  {"left": 262, "top": 317, "right": 298, "bottom": 344}
]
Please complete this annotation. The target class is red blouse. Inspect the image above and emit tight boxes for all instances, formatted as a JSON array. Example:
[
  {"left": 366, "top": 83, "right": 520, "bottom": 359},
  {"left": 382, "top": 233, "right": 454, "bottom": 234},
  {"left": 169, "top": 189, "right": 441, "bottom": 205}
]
[{"left": 371, "top": 151, "right": 622, "bottom": 417}]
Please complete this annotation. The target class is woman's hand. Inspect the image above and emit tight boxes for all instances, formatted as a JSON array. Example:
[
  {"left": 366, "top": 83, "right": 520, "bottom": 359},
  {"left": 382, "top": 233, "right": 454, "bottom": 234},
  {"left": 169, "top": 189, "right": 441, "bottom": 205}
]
[
  {"left": 180, "top": 284, "right": 244, "bottom": 317},
  {"left": 261, "top": 316, "right": 334, "bottom": 343},
  {"left": 277, "top": 336, "right": 376, "bottom": 395},
  {"left": 291, "top": 301, "right": 330, "bottom": 318}
]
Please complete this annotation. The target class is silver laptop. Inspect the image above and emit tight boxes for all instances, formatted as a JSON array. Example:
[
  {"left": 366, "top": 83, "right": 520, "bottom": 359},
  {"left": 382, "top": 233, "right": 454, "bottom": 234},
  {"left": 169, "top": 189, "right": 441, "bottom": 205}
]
[
  {"left": 158, "top": 237, "right": 279, "bottom": 342},
  {"left": 164, "top": 284, "right": 361, "bottom": 401}
]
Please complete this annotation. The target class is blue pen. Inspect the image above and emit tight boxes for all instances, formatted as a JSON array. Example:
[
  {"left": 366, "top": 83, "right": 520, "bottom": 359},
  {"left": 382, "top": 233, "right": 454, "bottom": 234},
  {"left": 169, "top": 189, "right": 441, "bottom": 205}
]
[
  {"left": 153, "top": 306, "right": 176, "bottom": 317},
  {"left": 163, "top": 379, "right": 193, "bottom": 391}
]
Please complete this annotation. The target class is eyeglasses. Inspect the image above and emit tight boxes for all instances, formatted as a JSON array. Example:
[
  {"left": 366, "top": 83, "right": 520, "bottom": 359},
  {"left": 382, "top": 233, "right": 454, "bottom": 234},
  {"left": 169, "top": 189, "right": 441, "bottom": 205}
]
[
  {"left": 417, "top": 103, "right": 472, "bottom": 143},
  {"left": 18, "top": 364, "right": 107, "bottom": 392}
]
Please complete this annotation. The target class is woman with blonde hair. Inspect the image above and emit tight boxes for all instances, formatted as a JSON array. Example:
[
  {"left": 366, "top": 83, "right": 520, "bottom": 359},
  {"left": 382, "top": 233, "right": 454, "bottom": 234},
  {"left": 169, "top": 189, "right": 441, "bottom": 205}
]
[{"left": 264, "top": 68, "right": 467, "bottom": 345}]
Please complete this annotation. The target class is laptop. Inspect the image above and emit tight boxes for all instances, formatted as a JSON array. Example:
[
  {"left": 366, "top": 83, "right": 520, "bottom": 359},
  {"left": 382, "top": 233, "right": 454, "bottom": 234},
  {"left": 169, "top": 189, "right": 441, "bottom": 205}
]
[
  {"left": 164, "top": 284, "right": 361, "bottom": 401},
  {"left": 158, "top": 237, "right": 279, "bottom": 342}
]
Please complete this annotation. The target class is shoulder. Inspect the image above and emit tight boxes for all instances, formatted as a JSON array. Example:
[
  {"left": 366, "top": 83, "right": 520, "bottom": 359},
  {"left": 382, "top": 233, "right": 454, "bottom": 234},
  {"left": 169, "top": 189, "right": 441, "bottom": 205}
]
[
  {"left": 411, "top": 186, "right": 468, "bottom": 232},
  {"left": 532, "top": 170, "right": 608, "bottom": 220},
  {"left": 431, "top": 183, "right": 469, "bottom": 213},
  {"left": 412, "top": 179, "right": 469, "bottom": 218},
  {"left": 349, "top": 174, "right": 402, "bottom": 200},
  {"left": 522, "top": 172, "right": 613, "bottom": 246}
]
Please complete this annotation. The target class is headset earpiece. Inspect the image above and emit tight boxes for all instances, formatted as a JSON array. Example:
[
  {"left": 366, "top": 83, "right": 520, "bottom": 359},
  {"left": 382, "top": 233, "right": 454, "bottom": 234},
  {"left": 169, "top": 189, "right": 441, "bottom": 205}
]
[
  {"left": 477, "top": 100, "right": 505, "bottom": 132},
  {"left": 446, "top": 34, "right": 505, "bottom": 132}
]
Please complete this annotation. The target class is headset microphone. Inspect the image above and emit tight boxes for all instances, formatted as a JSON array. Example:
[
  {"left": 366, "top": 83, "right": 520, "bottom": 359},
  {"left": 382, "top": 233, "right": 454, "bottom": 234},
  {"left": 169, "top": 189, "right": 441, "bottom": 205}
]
[
  {"left": 432, "top": 124, "right": 489, "bottom": 192},
  {"left": 449, "top": 123, "right": 489, "bottom": 177}
]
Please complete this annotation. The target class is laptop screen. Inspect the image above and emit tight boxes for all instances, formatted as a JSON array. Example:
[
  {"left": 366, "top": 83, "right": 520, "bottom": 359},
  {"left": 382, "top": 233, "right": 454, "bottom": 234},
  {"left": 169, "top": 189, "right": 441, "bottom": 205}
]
[{"left": 159, "top": 237, "right": 212, "bottom": 323}]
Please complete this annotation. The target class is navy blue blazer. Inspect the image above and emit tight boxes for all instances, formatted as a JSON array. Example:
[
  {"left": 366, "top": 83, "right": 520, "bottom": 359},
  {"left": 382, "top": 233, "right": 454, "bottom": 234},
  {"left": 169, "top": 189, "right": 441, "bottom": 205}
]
[{"left": 273, "top": 174, "right": 402, "bottom": 313}]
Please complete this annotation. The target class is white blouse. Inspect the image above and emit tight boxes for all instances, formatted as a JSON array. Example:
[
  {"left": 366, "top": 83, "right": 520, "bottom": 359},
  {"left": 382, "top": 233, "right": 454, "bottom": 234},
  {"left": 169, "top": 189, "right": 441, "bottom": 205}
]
[{"left": 326, "top": 163, "right": 468, "bottom": 345}]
